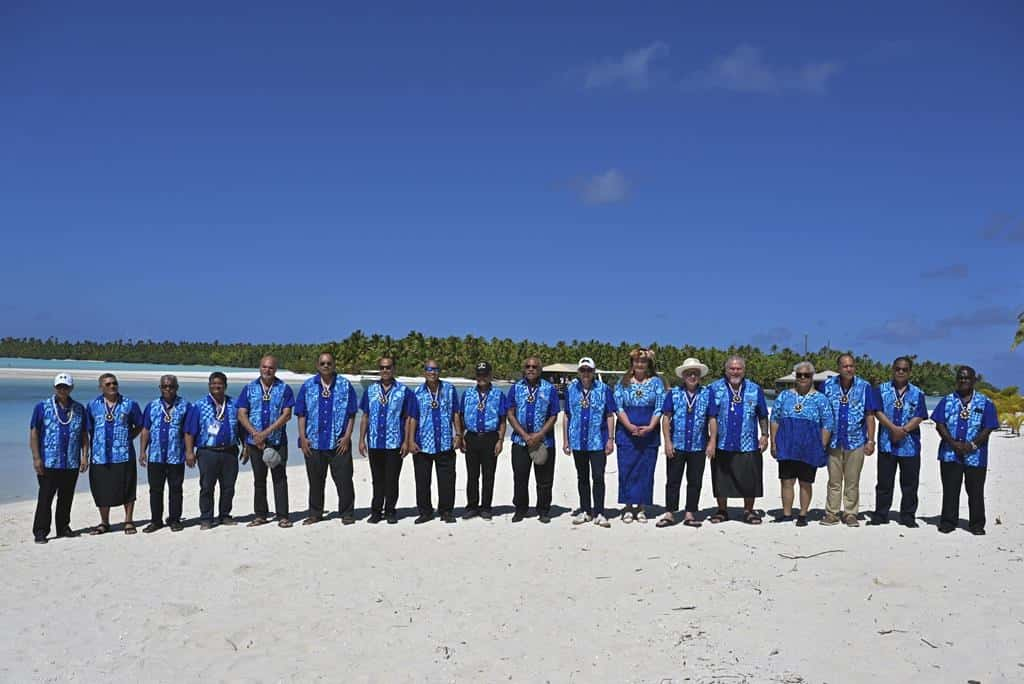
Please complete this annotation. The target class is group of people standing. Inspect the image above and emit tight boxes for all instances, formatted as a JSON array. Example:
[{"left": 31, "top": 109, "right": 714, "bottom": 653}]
[{"left": 29, "top": 349, "right": 998, "bottom": 543}]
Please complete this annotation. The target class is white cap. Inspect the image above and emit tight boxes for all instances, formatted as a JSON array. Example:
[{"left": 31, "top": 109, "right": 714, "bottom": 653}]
[
  {"left": 53, "top": 372, "right": 75, "bottom": 388},
  {"left": 577, "top": 357, "right": 596, "bottom": 370}
]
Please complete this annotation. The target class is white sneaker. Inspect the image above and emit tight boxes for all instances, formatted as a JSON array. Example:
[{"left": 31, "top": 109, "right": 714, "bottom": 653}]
[
  {"left": 572, "top": 512, "right": 592, "bottom": 525},
  {"left": 594, "top": 514, "right": 610, "bottom": 528},
  {"left": 636, "top": 510, "right": 648, "bottom": 524},
  {"left": 621, "top": 511, "right": 634, "bottom": 524}
]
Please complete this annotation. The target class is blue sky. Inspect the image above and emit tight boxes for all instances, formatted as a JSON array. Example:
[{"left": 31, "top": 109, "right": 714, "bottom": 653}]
[{"left": 2, "top": 1, "right": 1022, "bottom": 385}]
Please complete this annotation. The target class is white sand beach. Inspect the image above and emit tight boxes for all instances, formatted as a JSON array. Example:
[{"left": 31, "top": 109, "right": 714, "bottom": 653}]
[{"left": 2, "top": 421, "right": 1022, "bottom": 683}]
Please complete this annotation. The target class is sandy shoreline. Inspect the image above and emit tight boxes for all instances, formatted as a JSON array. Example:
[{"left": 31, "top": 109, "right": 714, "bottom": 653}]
[{"left": 2, "top": 420, "right": 1022, "bottom": 682}]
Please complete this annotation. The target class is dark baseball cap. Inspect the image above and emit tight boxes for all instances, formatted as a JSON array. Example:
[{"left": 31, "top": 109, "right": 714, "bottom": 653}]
[{"left": 475, "top": 362, "right": 492, "bottom": 375}]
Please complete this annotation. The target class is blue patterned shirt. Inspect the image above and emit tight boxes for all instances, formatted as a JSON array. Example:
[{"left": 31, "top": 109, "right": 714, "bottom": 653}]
[
  {"left": 707, "top": 379, "right": 768, "bottom": 453},
  {"left": 30, "top": 397, "right": 87, "bottom": 469},
  {"left": 141, "top": 396, "right": 191, "bottom": 464},
  {"left": 564, "top": 379, "right": 617, "bottom": 452},
  {"left": 507, "top": 379, "right": 560, "bottom": 447},
  {"left": 821, "top": 375, "right": 881, "bottom": 450},
  {"left": 236, "top": 379, "right": 295, "bottom": 447},
  {"left": 294, "top": 375, "right": 359, "bottom": 451},
  {"left": 875, "top": 382, "right": 929, "bottom": 457},
  {"left": 770, "top": 389, "right": 833, "bottom": 467},
  {"left": 614, "top": 377, "right": 666, "bottom": 447},
  {"left": 408, "top": 381, "right": 460, "bottom": 454},
  {"left": 184, "top": 394, "right": 242, "bottom": 448},
  {"left": 85, "top": 395, "right": 143, "bottom": 465},
  {"left": 359, "top": 382, "right": 412, "bottom": 450},
  {"left": 931, "top": 391, "right": 999, "bottom": 467},
  {"left": 459, "top": 385, "right": 509, "bottom": 434},
  {"left": 662, "top": 385, "right": 715, "bottom": 452}
]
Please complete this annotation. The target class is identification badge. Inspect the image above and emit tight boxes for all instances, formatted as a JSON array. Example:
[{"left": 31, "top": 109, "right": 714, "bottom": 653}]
[{"left": 207, "top": 423, "right": 222, "bottom": 436}]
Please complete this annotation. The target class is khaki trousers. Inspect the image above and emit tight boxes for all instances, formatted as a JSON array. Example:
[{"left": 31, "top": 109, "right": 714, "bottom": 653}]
[{"left": 826, "top": 446, "right": 865, "bottom": 515}]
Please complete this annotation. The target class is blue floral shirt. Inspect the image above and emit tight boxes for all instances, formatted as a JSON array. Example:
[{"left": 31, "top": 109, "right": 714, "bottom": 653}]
[
  {"left": 30, "top": 397, "right": 87, "bottom": 469},
  {"left": 408, "top": 381, "right": 460, "bottom": 454},
  {"left": 236, "top": 378, "right": 295, "bottom": 447},
  {"left": 875, "top": 382, "right": 929, "bottom": 457},
  {"left": 142, "top": 396, "right": 191, "bottom": 465},
  {"left": 614, "top": 377, "right": 666, "bottom": 447},
  {"left": 707, "top": 379, "right": 768, "bottom": 453},
  {"left": 770, "top": 389, "right": 833, "bottom": 467},
  {"left": 359, "top": 382, "right": 413, "bottom": 450},
  {"left": 821, "top": 375, "right": 881, "bottom": 450},
  {"left": 931, "top": 391, "right": 999, "bottom": 467},
  {"left": 86, "top": 395, "right": 143, "bottom": 465},
  {"left": 184, "top": 394, "right": 243, "bottom": 449},
  {"left": 294, "top": 375, "right": 359, "bottom": 451},
  {"left": 459, "top": 385, "right": 508, "bottom": 434},
  {"left": 662, "top": 385, "right": 715, "bottom": 452},
  {"left": 507, "top": 379, "right": 560, "bottom": 447},
  {"left": 564, "top": 379, "right": 617, "bottom": 452}
]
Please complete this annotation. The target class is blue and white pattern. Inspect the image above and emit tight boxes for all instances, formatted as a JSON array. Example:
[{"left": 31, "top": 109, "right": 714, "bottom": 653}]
[
  {"left": 507, "top": 379, "right": 560, "bottom": 447},
  {"left": 613, "top": 377, "right": 666, "bottom": 447},
  {"left": 931, "top": 391, "right": 1000, "bottom": 467},
  {"left": 185, "top": 394, "right": 242, "bottom": 448},
  {"left": 295, "top": 375, "right": 358, "bottom": 451},
  {"left": 821, "top": 375, "right": 880, "bottom": 450},
  {"left": 770, "top": 389, "right": 833, "bottom": 467},
  {"left": 409, "top": 381, "right": 460, "bottom": 453},
  {"left": 707, "top": 379, "right": 768, "bottom": 453},
  {"left": 142, "top": 397, "right": 191, "bottom": 464},
  {"left": 876, "top": 382, "right": 929, "bottom": 457},
  {"left": 86, "top": 395, "right": 143, "bottom": 464},
  {"left": 662, "top": 385, "right": 714, "bottom": 452},
  {"left": 30, "top": 398, "right": 86, "bottom": 469},
  {"left": 565, "top": 379, "right": 617, "bottom": 452},
  {"left": 237, "top": 379, "right": 295, "bottom": 446},
  {"left": 360, "top": 382, "right": 411, "bottom": 450},
  {"left": 459, "top": 385, "right": 508, "bottom": 433}
]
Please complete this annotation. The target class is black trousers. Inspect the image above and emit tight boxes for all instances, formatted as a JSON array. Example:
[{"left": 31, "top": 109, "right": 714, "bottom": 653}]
[
  {"left": 148, "top": 461, "right": 185, "bottom": 524},
  {"left": 248, "top": 443, "right": 289, "bottom": 519},
  {"left": 940, "top": 460, "right": 986, "bottom": 530},
  {"left": 666, "top": 450, "right": 706, "bottom": 513},
  {"left": 464, "top": 431, "right": 499, "bottom": 511},
  {"left": 572, "top": 450, "right": 606, "bottom": 516},
  {"left": 305, "top": 449, "right": 354, "bottom": 518},
  {"left": 197, "top": 447, "right": 239, "bottom": 521},
  {"left": 874, "top": 452, "right": 920, "bottom": 519},
  {"left": 368, "top": 448, "right": 403, "bottom": 516},
  {"left": 33, "top": 468, "right": 79, "bottom": 538},
  {"left": 511, "top": 444, "right": 556, "bottom": 515},
  {"left": 414, "top": 450, "right": 456, "bottom": 515}
]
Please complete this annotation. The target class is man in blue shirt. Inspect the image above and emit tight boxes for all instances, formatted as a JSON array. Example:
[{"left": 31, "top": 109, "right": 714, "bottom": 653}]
[
  {"left": 562, "top": 357, "right": 616, "bottom": 527},
  {"left": 358, "top": 356, "right": 413, "bottom": 524},
  {"left": 85, "top": 373, "right": 144, "bottom": 535},
  {"left": 29, "top": 373, "right": 89, "bottom": 543},
  {"left": 237, "top": 355, "right": 296, "bottom": 528},
  {"left": 659, "top": 358, "right": 716, "bottom": 527},
  {"left": 869, "top": 357, "right": 929, "bottom": 527},
  {"left": 820, "top": 354, "right": 880, "bottom": 527},
  {"left": 184, "top": 372, "right": 244, "bottom": 529},
  {"left": 506, "top": 356, "right": 560, "bottom": 524},
  {"left": 295, "top": 352, "right": 359, "bottom": 525},
  {"left": 406, "top": 359, "right": 461, "bottom": 524},
  {"left": 455, "top": 361, "right": 507, "bottom": 520},
  {"left": 138, "top": 375, "right": 191, "bottom": 533},
  {"left": 931, "top": 365, "right": 1000, "bottom": 535}
]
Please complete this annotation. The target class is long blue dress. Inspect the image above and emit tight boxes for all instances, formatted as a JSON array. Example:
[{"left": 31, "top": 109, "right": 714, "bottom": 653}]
[{"left": 614, "top": 377, "right": 665, "bottom": 505}]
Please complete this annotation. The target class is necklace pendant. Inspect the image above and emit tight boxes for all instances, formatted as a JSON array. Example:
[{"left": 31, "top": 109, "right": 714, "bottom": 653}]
[
  {"left": 164, "top": 414, "right": 172, "bottom": 423},
  {"left": 731, "top": 395, "right": 742, "bottom": 404},
  {"left": 379, "top": 396, "right": 388, "bottom": 405},
  {"left": 634, "top": 390, "right": 644, "bottom": 399},
  {"left": 894, "top": 399, "right": 904, "bottom": 409},
  {"left": 105, "top": 412, "right": 114, "bottom": 422},
  {"left": 477, "top": 402, "right": 485, "bottom": 411},
  {"left": 959, "top": 409, "right": 970, "bottom": 419},
  {"left": 580, "top": 399, "right": 589, "bottom": 408},
  {"left": 526, "top": 396, "right": 536, "bottom": 404},
  {"left": 430, "top": 400, "right": 439, "bottom": 409},
  {"left": 321, "top": 389, "right": 331, "bottom": 398},
  {"left": 794, "top": 404, "right": 803, "bottom": 413},
  {"left": 687, "top": 406, "right": 694, "bottom": 413},
  {"left": 840, "top": 396, "right": 849, "bottom": 405},
  {"left": 262, "top": 392, "right": 271, "bottom": 401}
]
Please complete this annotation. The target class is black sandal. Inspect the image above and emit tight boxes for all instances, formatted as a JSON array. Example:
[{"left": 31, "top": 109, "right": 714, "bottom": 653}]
[
  {"left": 123, "top": 522, "right": 137, "bottom": 535},
  {"left": 90, "top": 523, "right": 110, "bottom": 535},
  {"left": 743, "top": 511, "right": 762, "bottom": 525},
  {"left": 683, "top": 517, "right": 702, "bottom": 527},
  {"left": 709, "top": 510, "right": 728, "bottom": 524}
]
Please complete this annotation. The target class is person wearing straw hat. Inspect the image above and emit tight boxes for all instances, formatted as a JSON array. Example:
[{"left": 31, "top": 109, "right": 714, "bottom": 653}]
[
  {"left": 29, "top": 372, "right": 89, "bottom": 544},
  {"left": 85, "top": 373, "right": 144, "bottom": 535},
  {"left": 769, "top": 361, "right": 833, "bottom": 526},
  {"left": 562, "top": 357, "right": 617, "bottom": 528},
  {"left": 613, "top": 348, "right": 666, "bottom": 524},
  {"left": 659, "top": 357, "right": 716, "bottom": 528}
]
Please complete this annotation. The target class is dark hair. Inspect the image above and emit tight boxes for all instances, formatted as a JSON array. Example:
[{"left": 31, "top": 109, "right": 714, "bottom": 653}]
[
  {"left": 892, "top": 356, "right": 913, "bottom": 369},
  {"left": 955, "top": 365, "right": 976, "bottom": 378},
  {"left": 837, "top": 353, "right": 855, "bottom": 366},
  {"left": 208, "top": 371, "right": 227, "bottom": 384},
  {"left": 98, "top": 372, "right": 117, "bottom": 386}
]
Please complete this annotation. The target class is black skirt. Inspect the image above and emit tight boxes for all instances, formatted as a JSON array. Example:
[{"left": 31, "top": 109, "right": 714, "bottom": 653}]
[
  {"left": 89, "top": 461, "right": 138, "bottom": 507},
  {"left": 711, "top": 450, "right": 764, "bottom": 498}
]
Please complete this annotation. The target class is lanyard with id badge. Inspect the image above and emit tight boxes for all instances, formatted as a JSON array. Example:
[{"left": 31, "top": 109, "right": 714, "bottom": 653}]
[{"left": 207, "top": 395, "right": 227, "bottom": 441}]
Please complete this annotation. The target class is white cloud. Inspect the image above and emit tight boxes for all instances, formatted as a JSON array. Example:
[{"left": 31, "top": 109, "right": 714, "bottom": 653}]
[
  {"left": 582, "top": 42, "right": 669, "bottom": 90},
  {"left": 683, "top": 44, "right": 841, "bottom": 95},
  {"left": 576, "top": 169, "right": 629, "bottom": 205}
]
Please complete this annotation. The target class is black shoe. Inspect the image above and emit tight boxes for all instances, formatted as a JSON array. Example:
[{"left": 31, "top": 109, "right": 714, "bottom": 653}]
[
  {"left": 219, "top": 516, "right": 237, "bottom": 526},
  {"left": 796, "top": 515, "right": 808, "bottom": 527},
  {"left": 441, "top": 513, "right": 457, "bottom": 523},
  {"left": 368, "top": 513, "right": 383, "bottom": 524},
  {"left": 142, "top": 522, "right": 163, "bottom": 534},
  {"left": 34, "top": 536, "right": 48, "bottom": 544},
  {"left": 538, "top": 515, "right": 551, "bottom": 524},
  {"left": 900, "top": 517, "right": 919, "bottom": 528},
  {"left": 386, "top": 514, "right": 399, "bottom": 525},
  {"left": 341, "top": 516, "right": 355, "bottom": 525},
  {"left": 867, "top": 515, "right": 889, "bottom": 526},
  {"left": 511, "top": 511, "right": 525, "bottom": 523},
  {"left": 463, "top": 508, "right": 479, "bottom": 520},
  {"left": 199, "top": 521, "right": 214, "bottom": 530},
  {"left": 773, "top": 514, "right": 794, "bottom": 524},
  {"left": 938, "top": 524, "right": 956, "bottom": 534},
  {"left": 169, "top": 521, "right": 184, "bottom": 532},
  {"left": 969, "top": 527, "right": 986, "bottom": 536},
  {"left": 414, "top": 513, "right": 434, "bottom": 525},
  {"left": 56, "top": 527, "right": 78, "bottom": 538},
  {"left": 479, "top": 509, "right": 492, "bottom": 520}
]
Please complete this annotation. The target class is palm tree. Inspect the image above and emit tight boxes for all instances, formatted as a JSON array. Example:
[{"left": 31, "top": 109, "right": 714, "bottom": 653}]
[{"left": 1014, "top": 311, "right": 1024, "bottom": 350}]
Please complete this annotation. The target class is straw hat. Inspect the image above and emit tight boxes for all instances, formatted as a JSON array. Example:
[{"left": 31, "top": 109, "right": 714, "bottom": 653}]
[{"left": 675, "top": 357, "right": 709, "bottom": 379}]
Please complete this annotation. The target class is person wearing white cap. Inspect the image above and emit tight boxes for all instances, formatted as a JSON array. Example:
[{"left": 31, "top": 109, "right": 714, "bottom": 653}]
[
  {"left": 562, "top": 357, "right": 617, "bottom": 527},
  {"left": 659, "top": 358, "right": 717, "bottom": 528},
  {"left": 29, "top": 373, "right": 89, "bottom": 543}
]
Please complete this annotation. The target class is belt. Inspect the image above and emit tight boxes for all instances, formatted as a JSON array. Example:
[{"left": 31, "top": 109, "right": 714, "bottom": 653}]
[
  {"left": 200, "top": 445, "right": 238, "bottom": 453},
  {"left": 465, "top": 430, "right": 498, "bottom": 437}
]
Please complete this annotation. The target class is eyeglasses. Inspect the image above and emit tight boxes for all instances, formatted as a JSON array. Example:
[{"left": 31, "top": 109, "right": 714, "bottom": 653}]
[
  {"left": 424, "top": 366, "right": 439, "bottom": 372},
  {"left": 379, "top": 365, "right": 394, "bottom": 371},
  {"left": 795, "top": 372, "right": 813, "bottom": 379},
  {"left": 683, "top": 370, "right": 700, "bottom": 377},
  {"left": 894, "top": 367, "right": 910, "bottom": 373},
  {"left": 318, "top": 361, "right": 334, "bottom": 366},
  {"left": 523, "top": 364, "right": 540, "bottom": 370},
  {"left": 103, "top": 381, "right": 118, "bottom": 387}
]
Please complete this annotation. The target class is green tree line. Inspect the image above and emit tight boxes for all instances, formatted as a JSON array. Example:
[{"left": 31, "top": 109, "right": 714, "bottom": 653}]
[{"left": 0, "top": 332, "right": 1006, "bottom": 396}]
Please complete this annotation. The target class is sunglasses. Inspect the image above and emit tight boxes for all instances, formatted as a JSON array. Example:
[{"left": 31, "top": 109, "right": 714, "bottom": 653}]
[
  {"left": 318, "top": 360, "right": 334, "bottom": 366},
  {"left": 795, "top": 372, "right": 813, "bottom": 379},
  {"left": 894, "top": 367, "right": 910, "bottom": 373},
  {"left": 424, "top": 366, "right": 440, "bottom": 372},
  {"left": 103, "top": 381, "right": 119, "bottom": 387},
  {"left": 379, "top": 365, "right": 394, "bottom": 371},
  {"left": 523, "top": 364, "right": 540, "bottom": 370}
]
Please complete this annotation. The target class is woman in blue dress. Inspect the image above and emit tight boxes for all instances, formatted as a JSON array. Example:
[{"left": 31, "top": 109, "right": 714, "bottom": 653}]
[{"left": 614, "top": 348, "right": 666, "bottom": 523}]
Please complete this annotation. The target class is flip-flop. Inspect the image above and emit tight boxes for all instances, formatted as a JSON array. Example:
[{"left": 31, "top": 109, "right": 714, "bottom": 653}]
[
  {"left": 743, "top": 511, "right": 762, "bottom": 525},
  {"left": 709, "top": 510, "right": 728, "bottom": 524},
  {"left": 247, "top": 518, "right": 269, "bottom": 528},
  {"left": 123, "top": 523, "right": 137, "bottom": 535},
  {"left": 655, "top": 516, "right": 675, "bottom": 528},
  {"left": 683, "top": 518, "right": 702, "bottom": 527},
  {"left": 90, "top": 523, "right": 110, "bottom": 535}
]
